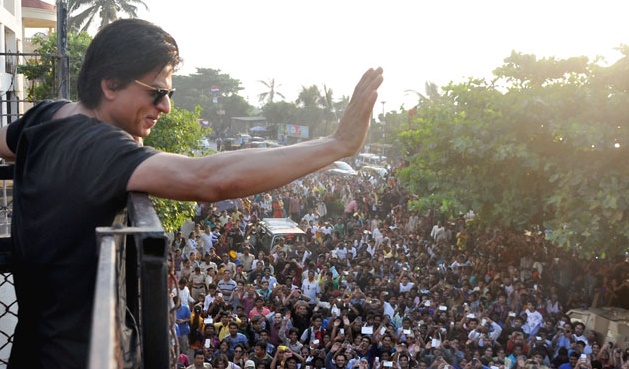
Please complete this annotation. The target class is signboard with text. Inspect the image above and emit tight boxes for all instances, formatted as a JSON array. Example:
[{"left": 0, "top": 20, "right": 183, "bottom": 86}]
[{"left": 286, "top": 124, "right": 309, "bottom": 139}]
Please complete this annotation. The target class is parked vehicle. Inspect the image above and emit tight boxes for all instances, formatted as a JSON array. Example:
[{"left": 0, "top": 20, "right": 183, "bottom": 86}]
[
  {"left": 358, "top": 165, "right": 388, "bottom": 178},
  {"left": 323, "top": 161, "right": 357, "bottom": 176},
  {"left": 254, "top": 218, "right": 307, "bottom": 253},
  {"left": 356, "top": 152, "right": 387, "bottom": 167},
  {"left": 246, "top": 140, "right": 282, "bottom": 149}
]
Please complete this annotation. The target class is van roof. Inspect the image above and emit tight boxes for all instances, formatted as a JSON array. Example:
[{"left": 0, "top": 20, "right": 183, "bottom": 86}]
[
  {"left": 259, "top": 218, "right": 306, "bottom": 235},
  {"left": 261, "top": 218, "right": 299, "bottom": 227},
  {"left": 358, "top": 152, "right": 387, "bottom": 161}
]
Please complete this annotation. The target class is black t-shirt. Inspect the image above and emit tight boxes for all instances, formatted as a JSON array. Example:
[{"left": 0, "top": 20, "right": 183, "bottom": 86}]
[
  {"left": 6, "top": 100, "right": 158, "bottom": 367},
  {"left": 8, "top": 100, "right": 157, "bottom": 265}
]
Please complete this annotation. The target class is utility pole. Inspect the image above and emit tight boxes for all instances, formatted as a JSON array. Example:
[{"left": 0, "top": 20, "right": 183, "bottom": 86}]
[
  {"left": 57, "top": 0, "right": 70, "bottom": 99},
  {"left": 381, "top": 101, "right": 386, "bottom": 157}
]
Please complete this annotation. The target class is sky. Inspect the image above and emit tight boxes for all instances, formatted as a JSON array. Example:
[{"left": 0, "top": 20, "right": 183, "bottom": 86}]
[{"left": 49, "top": 0, "right": 629, "bottom": 112}]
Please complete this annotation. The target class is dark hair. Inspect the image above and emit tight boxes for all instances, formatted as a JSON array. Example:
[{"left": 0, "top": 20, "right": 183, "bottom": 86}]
[
  {"left": 254, "top": 340, "right": 267, "bottom": 350},
  {"left": 213, "top": 353, "right": 230, "bottom": 366},
  {"left": 573, "top": 322, "right": 585, "bottom": 330},
  {"left": 78, "top": 19, "right": 181, "bottom": 108}
]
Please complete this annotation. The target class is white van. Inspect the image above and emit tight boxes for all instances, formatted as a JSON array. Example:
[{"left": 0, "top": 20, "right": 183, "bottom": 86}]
[
  {"left": 254, "top": 218, "right": 307, "bottom": 253},
  {"left": 356, "top": 152, "right": 387, "bottom": 167}
]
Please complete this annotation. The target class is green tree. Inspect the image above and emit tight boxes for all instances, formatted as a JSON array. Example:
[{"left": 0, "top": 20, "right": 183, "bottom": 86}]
[
  {"left": 68, "top": 0, "right": 148, "bottom": 32},
  {"left": 18, "top": 32, "right": 92, "bottom": 101},
  {"left": 261, "top": 101, "right": 299, "bottom": 125},
  {"left": 257, "top": 78, "right": 285, "bottom": 105},
  {"left": 173, "top": 68, "right": 252, "bottom": 134},
  {"left": 296, "top": 85, "right": 324, "bottom": 137},
  {"left": 397, "top": 51, "right": 628, "bottom": 258},
  {"left": 143, "top": 105, "right": 207, "bottom": 232},
  {"left": 319, "top": 85, "right": 339, "bottom": 136}
]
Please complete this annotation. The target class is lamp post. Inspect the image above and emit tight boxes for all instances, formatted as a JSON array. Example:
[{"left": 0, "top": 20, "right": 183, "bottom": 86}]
[
  {"left": 57, "top": 0, "right": 69, "bottom": 99},
  {"left": 381, "top": 101, "right": 386, "bottom": 157}
]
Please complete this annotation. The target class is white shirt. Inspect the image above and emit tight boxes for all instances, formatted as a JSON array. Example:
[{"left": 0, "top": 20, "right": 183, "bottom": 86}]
[
  {"left": 301, "top": 278, "right": 320, "bottom": 302},
  {"left": 430, "top": 224, "right": 445, "bottom": 241},
  {"left": 200, "top": 233, "right": 213, "bottom": 254},
  {"left": 173, "top": 286, "right": 195, "bottom": 305},
  {"left": 184, "top": 238, "right": 197, "bottom": 259},
  {"left": 399, "top": 282, "right": 415, "bottom": 293}
]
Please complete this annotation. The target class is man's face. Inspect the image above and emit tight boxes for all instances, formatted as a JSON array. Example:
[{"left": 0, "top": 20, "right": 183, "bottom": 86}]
[
  {"left": 229, "top": 324, "right": 238, "bottom": 336},
  {"left": 254, "top": 345, "right": 264, "bottom": 357},
  {"left": 193, "top": 353, "right": 205, "bottom": 366},
  {"left": 382, "top": 336, "right": 392, "bottom": 347},
  {"left": 335, "top": 355, "right": 346, "bottom": 368},
  {"left": 297, "top": 304, "right": 308, "bottom": 315},
  {"left": 574, "top": 324, "right": 584, "bottom": 335}
]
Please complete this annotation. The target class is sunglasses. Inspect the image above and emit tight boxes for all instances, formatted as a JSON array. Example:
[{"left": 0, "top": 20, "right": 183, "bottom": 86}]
[{"left": 133, "top": 80, "right": 176, "bottom": 105}]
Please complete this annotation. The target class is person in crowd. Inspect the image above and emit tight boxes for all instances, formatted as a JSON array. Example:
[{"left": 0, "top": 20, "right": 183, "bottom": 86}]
[
  {"left": 188, "top": 349, "right": 213, "bottom": 369},
  {"left": 249, "top": 340, "right": 274, "bottom": 369},
  {"left": 175, "top": 295, "right": 193, "bottom": 359}
]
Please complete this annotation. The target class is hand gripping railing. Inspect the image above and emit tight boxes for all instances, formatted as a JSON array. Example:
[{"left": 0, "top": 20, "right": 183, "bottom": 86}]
[{"left": 92, "top": 193, "right": 172, "bottom": 369}]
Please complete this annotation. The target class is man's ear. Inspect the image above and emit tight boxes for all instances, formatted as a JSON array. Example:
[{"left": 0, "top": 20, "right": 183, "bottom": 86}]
[{"left": 101, "top": 79, "right": 122, "bottom": 101}]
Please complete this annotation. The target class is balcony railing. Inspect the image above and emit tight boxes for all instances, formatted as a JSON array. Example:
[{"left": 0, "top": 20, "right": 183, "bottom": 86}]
[{"left": 0, "top": 163, "right": 174, "bottom": 368}]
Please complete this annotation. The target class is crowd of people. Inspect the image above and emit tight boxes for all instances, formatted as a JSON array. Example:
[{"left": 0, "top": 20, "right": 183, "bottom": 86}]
[{"left": 169, "top": 167, "right": 629, "bottom": 369}]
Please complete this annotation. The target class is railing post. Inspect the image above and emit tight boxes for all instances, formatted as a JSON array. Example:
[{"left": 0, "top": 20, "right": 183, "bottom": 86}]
[
  {"left": 127, "top": 193, "right": 170, "bottom": 369},
  {"left": 93, "top": 193, "right": 170, "bottom": 369}
]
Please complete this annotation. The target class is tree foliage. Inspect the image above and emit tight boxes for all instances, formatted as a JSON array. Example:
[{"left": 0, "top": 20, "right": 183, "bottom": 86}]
[
  {"left": 257, "top": 78, "right": 285, "bottom": 105},
  {"left": 17, "top": 32, "right": 92, "bottom": 101},
  {"left": 68, "top": 0, "right": 148, "bottom": 32},
  {"left": 261, "top": 101, "right": 299, "bottom": 125},
  {"left": 397, "top": 50, "right": 628, "bottom": 258},
  {"left": 173, "top": 68, "right": 252, "bottom": 134},
  {"left": 143, "top": 105, "right": 207, "bottom": 232}
]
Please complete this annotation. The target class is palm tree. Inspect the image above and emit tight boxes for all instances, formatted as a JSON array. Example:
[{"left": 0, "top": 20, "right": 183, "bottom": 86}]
[
  {"left": 68, "top": 0, "right": 148, "bottom": 32},
  {"left": 296, "top": 85, "right": 322, "bottom": 109},
  {"left": 257, "top": 78, "right": 285, "bottom": 105},
  {"left": 405, "top": 81, "right": 441, "bottom": 106},
  {"left": 296, "top": 85, "right": 324, "bottom": 137},
  {"left": 320, "top": 85, "right": 339, "bottom": 135}
]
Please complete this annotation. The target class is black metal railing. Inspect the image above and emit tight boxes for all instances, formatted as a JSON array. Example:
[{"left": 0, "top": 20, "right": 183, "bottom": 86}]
[
  {"left": 0, "top": 163, "right": 173, "bottom": 367},
  {"left": 0, "top": 164, "right": 15, "bottom": 367},
  {"left": 91, "top": 192, "right": 172, "bottom": 369}
]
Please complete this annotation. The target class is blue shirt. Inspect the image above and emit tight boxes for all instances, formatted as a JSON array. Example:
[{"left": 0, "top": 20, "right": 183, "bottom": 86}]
[
  {"left": 226, "top": 332, "right": 248, "bottom": 350},
  {"left": 176, "top": 305, "right": 191, "bottom": 336}
]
